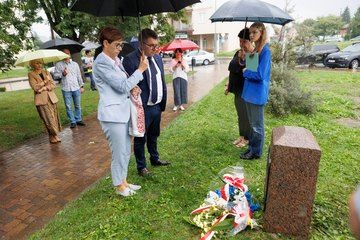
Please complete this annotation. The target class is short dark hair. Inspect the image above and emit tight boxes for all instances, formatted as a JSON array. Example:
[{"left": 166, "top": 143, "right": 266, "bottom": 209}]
[
  {"left": 139, "top": 28, "right": 158, "bottom": 43},
  {"left": 99, "top": 26, "right": 123, "bottom": 46},
  {"left": 174, "top": 48, "right": 183, "bottom": 54},
  {"left": 85, "top": 50, "right": 91, "bottom": 55},
  {"left": 237, "top": 28, "right": 250, "bottom": 40}
]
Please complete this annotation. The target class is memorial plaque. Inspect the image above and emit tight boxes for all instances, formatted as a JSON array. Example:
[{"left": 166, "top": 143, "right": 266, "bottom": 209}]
[{"left": 263, "top": 126, "right": 321, "bottom": 239}]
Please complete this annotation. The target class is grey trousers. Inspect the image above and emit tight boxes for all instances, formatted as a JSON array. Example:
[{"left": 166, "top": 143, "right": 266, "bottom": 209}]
[
  {"left": 234, "top": 94, "right": 250, "bottom": 140},
  {"left": 173, "top": 77, "right": 188, "bottom": 106},
  {"left": 100, "top": 121, "right": 131, "bottom": 186}
]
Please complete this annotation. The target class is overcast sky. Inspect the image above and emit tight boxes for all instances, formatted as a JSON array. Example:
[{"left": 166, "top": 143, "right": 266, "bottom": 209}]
[
  {"left": 264, "top": 0, "right": 359, "bottom": 21},
  {"left": 32, "top": 0, "right": 359, "bottom": 41}
]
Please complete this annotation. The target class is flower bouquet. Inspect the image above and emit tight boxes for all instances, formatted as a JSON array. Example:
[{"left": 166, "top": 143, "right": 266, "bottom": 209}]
[{"left": 187, "top": 166, "right": 260, "bottom": 239}]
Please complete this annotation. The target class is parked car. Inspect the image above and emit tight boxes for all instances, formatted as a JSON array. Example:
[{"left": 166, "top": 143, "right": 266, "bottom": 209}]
[
  {"left": 324, "top": 43, "right": 360, "bottom": 69},
  {"left": 183, "top": 50, "right": 215, "bottom": 66},
  {"left": 324, "top": 36, "right": 344, "bottom": 42},
  {"left": 296, "top": 44, "right": 340, "bottom": 65}
]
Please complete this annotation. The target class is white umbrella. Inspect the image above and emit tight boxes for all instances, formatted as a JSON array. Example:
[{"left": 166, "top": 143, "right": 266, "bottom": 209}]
[
  {"left": 15, "top": 49, "right": 70, "bottom": 67},
  {"left": 82, "top": 41, "right": 101, "bottom": 50}
]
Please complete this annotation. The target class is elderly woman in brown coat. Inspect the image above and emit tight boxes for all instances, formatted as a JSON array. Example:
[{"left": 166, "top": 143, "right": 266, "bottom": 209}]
[{"left": 28, "top": 59, "right": 62, "bottom": 143}]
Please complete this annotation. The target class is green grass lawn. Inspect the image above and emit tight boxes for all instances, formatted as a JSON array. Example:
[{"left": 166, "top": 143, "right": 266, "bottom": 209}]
[
  {"left": 165, "top": 71, "right": 195, "bottom": 84},
  {"left": 0, "top": 82, "right": 99, "bottom": 152},
  {"left": 29, "top": 70, "right": 360, "bottom": 239},
  {"left": 0, "top": 68, "right": 29, "bottom": 80}
]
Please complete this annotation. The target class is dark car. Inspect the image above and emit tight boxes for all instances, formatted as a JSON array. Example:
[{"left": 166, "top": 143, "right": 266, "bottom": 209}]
[
  {"left": 297, "top": 44, "right": 340, "bottom": 65},
  {"left": 325, "top": 43, "right": 360, "bottom": 69}
]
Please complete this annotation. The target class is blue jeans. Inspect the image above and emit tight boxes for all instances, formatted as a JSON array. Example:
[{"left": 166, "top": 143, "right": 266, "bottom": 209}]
[
  {"left": 62, "top": 90, "right": 82, "bottom": 124},
  {"left": 245, "top": 101, "right": 265, "bottom": 157},
  {"left": 86, "top": 73, "right": 96, "bottom": 90}
]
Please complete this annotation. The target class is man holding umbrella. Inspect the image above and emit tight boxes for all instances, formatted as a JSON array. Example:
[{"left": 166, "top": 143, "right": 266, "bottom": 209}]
[
  {"left": 54, "top": 49, "right": 86, "bottom": 128},
  {"left": 123, "top": 28, "right": 170, "bottom": 177}
]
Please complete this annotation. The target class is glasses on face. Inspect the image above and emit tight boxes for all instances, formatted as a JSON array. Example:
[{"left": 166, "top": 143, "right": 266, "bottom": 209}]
[
  {"left": 114, "top": 42, "right": 125, "bottom": 49},
  {"left": 143, "top": 42, "right": 159, "bottom": 50}
]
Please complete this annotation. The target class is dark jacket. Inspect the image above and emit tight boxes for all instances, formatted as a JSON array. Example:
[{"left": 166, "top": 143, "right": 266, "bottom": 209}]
[
  {"left": 123, "top": 50, "right": 167, "bottom": 112},
  {"left": 228, "top": 50, "right": 246, "bottom": 95}
]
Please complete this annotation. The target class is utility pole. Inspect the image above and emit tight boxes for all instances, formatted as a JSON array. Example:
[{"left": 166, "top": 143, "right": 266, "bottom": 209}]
[{"left": 214, "top": 0, "right": 219, "bottom": 53}]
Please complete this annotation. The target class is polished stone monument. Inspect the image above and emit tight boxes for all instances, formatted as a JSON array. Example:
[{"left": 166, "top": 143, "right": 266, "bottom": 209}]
[{"left": 263, "top": 126, "right": 321, "bottom": 239}]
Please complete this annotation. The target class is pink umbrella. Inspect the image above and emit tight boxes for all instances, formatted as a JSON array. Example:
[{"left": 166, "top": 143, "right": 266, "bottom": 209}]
[{"left": 161, "top": 39, "right": 199, "bottom": 51}]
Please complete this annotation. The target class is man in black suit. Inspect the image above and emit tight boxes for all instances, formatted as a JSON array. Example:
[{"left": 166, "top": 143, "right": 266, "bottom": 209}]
[{"left": 123, "top": 28, "right": 170, "bottom": 177}]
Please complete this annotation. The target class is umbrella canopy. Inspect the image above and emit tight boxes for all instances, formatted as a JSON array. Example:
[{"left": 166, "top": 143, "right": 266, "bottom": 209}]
[
  {"left": 210, "top": 0, "right": 294, "bottom": 25},
  {"left": 15, "top": 49, "right": 70, "bottom": 67},
  {"left": 94, "top": 42, "right": 136, "bottom": 60},
  {"left": 71, "top": 0, "right": 201, "bottom": 37},
  {"left": 41, "top": 38, "right": 84, "bottom": 53},
  {"left": 82, "top": 41, "right": 101, "bottom": 51},
  {"left": 161, "top": 39, "right": 199, "bottom": 52},
  {"left": 71, "top": 0, "right": 201, "bottom": 17}
]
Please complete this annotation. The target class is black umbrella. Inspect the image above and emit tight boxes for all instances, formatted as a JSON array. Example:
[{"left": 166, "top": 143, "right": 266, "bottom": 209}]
[
  {"left": 210, "top": 0, "right": 294, "bottom": 26},
  {"left": 94, "top": 42, "right": 135, "bottom": 60},
  {"left": 41, "top": 38, "right": 84, "bottom": 53},
  {"left": 71, "top": 0, "right": 200, "bottom": 34}
]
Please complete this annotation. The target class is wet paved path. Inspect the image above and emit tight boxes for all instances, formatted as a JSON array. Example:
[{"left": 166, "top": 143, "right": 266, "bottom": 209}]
[{"left": 0, "top": 60, "right": 229, "bottom": 240}]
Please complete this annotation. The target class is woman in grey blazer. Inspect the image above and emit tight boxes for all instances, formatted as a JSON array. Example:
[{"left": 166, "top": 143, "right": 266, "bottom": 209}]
[{"left": 93, "top": 26, "right": 148, "bottom": 197}]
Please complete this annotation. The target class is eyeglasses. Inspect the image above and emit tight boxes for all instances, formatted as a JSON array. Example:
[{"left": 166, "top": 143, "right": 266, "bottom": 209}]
[
  {"left": 143, "top": 42, "right": 159, "bottom": 50},
  {"left": 115, "top": 42, "right": 125, "bottom": 49}
]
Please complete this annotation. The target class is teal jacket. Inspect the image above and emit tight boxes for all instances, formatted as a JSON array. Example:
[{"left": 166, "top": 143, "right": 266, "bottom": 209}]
[{"left": 242, "top": 43, "right": 271, "bottom": 106}]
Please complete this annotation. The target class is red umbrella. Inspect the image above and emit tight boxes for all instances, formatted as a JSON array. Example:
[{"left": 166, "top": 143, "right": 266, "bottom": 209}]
[{"left": 161, "top": 39, "right": 199, "bottom": 51}]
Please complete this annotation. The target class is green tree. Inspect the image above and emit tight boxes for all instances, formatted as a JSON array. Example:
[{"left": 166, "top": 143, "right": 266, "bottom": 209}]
[
  {"left": 313, "top": 15, "right": 343, "bottom": 40},
  {"left": 36, "top": 0, "right": 187, "bottom": 43},
  {"left": 0, "top": 0, "right": 40, "bottom": 72},
  {"left": 350, "top": 7, "right": 360, "bottom": 38},
  {"left": 341, "top": 6, "right": 351, "bottom": 24},
  {"left": 293, "top": 20, "right": 316, "bottom": 57}
]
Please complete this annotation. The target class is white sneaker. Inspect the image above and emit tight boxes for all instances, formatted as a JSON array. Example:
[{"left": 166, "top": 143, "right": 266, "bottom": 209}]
[
  {"left": 128, "top": 184, "right": 141, "bottom": 191},
  {"left": 116, "top": 187, "right": 136, "bottom": 197},
  {"left": 173, "top": 106, "right": 178, "bottom": 111},
  {"left": 180, "top": 105, "right": 185, "bottom": 111}
]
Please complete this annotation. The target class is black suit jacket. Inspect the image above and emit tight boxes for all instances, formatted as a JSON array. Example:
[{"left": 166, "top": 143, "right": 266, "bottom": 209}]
[{"left": 123, "top": 50, "right": 167, "bottom": 111}]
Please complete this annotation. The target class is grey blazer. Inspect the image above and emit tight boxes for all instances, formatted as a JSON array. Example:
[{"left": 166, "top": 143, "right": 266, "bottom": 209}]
[{"left": 93, "top": 52, "right": 143, "bottom": 123}]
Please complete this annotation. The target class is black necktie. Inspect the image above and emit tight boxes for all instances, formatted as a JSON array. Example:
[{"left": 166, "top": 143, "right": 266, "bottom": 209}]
[{"left": 148, "top": 57, "right": 158, "bottom": 104}]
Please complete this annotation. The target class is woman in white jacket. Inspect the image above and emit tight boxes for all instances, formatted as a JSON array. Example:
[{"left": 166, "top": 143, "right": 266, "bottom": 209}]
[{"left": 93, "top": 26, "right": 148, "bottom": 197}]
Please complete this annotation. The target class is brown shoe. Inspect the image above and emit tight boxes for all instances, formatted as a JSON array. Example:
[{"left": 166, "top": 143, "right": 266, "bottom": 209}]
[
  {"left": 49, "top": 136, "right": 58, "bottom": 144},
  {"left": 138, "top": 168, "right": 152, "bottom": 177},
  {"left": 55, "top": 136, "right": 61, "bottom": 142}
]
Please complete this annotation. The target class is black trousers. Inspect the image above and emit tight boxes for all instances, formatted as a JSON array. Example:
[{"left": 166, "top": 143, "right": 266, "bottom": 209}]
[{"left": 134, "top": 104, "right": 161, "bottom": 171}]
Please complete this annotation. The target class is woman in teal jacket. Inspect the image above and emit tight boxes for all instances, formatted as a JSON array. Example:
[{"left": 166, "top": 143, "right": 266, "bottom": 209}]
[{"left": 240, "top": 22, "right": 271, "bottom": 160}]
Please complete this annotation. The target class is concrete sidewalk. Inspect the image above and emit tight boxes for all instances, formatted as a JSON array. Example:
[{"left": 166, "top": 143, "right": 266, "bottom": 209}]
[{"left": 0, "top": 60, "right": 229, "bottom": 240}]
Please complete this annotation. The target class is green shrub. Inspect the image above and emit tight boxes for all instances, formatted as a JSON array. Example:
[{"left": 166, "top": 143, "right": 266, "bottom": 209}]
[
  {"left": 0, "top": 87, "right": 6, "bottom": 92},
  {"left": 268, "top": 64, "right": 316, "bottom": 116}
]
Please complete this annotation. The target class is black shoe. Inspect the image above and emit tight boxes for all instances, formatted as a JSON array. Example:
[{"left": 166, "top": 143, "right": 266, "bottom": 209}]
[
  {"left": 76, "top": 121, "right": 86, "bottom": 126},
  {"left": 151, "top": 159, "right": 171, "bottom": 166},
  {"left": 240, "top": 150, "right": 260, "bottom": 160},
  {"left": 138, "top": 168, "right": 152, "bottom": 177},
  {"left": 70, "top": 123, "right": 77, "bottom": 128}
]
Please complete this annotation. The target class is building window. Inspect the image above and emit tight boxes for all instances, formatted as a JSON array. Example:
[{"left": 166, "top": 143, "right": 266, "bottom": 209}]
[
  {"left": 203, "top": 39, "right": 207, "bottom": 49},
  {"left": 198, "top": 13, "right": 206, "bottom": 23}
]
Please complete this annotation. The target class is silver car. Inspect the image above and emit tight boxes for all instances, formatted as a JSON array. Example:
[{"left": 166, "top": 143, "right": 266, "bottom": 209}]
[{"left": 183, "top": 50, "right": 215, "bottom": 66}]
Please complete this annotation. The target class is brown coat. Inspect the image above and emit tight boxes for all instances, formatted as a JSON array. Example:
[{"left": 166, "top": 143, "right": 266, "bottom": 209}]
[{"left": 28, "top": 70, "right": 59, "bottom": 106}]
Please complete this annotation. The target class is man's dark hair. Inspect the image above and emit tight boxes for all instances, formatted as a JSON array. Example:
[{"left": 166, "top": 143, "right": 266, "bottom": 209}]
[
  {"left": 138, "top": 28, "right": 158, "bottom": 43},
  {"left": 238, "top": 28, "right": 250, "bottom": 40},
  {"left": 85, "top": 50, "right": 91, "bottom": 55}
]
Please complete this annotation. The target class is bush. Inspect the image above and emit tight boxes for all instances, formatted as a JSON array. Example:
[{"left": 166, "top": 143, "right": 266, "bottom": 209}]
[
  {"left": 0, "top": 87, "right": 6, "bottom": 92},
  {"left": 268, "top": 64, "right": 316, "bottom": 116}
]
